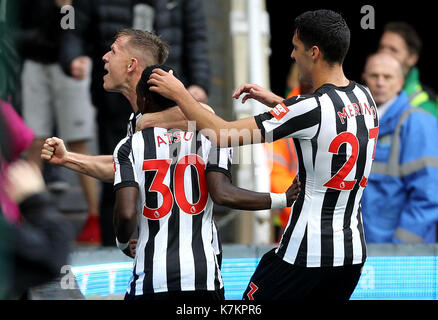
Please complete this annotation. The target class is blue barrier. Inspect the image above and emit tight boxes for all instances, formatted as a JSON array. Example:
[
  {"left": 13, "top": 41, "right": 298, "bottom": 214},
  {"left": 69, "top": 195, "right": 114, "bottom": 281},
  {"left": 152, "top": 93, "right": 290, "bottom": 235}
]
[{"left": 71, "top": 255, "right": 438, "bottom": 300}]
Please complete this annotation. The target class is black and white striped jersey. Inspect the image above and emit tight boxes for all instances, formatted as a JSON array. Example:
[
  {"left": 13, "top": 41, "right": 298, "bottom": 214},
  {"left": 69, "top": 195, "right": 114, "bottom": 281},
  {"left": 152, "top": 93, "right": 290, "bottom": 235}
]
[
  {"left": 255, "top": 81, "right": 379, "bottom": 268},
  {"left": 127, "top": 111, "right": 142, "bottom": 137},
  {"left": 126, "top": 111, "right": 223, "bottom": 258},
  {"left": 113, "top": 127, "right": 232, "bottom": 294}
]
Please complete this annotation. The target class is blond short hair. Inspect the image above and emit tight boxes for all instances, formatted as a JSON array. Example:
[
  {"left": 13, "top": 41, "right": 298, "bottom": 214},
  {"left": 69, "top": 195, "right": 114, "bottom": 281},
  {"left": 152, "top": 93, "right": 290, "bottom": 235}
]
[{"left": 115, "top": 29, "right": 169, "bottom": 66}]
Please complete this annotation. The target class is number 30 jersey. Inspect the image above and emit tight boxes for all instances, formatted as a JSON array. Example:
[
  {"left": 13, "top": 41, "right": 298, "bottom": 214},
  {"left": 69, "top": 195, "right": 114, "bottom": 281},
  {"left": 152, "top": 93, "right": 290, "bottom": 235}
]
[
  {"left": 113, "top": 127, "right": 232, "bottom": 295},
  {"left": 255, "top": 81, "right": 379, "bottom": 268}
]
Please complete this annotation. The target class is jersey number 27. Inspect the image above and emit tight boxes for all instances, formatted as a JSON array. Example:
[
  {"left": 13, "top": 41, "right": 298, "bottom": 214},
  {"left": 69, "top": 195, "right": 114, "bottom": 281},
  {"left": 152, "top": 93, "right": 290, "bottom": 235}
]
[{"left": 323, "top": 127, "right": 378, "bottom": 191}]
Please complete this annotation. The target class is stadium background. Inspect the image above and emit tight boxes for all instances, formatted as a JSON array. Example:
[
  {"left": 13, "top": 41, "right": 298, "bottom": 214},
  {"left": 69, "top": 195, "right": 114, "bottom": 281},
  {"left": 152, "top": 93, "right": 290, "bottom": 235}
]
[{"left": 5, "top": 0, "right": 438, "bottom": 301}]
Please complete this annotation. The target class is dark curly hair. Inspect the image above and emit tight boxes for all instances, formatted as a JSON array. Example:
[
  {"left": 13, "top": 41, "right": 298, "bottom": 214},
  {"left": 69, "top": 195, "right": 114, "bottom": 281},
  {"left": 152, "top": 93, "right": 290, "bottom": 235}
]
[
  {"left": 294, "top": 10, "right": 350, "bottom": 65},
  {"left": 136, "top": 65, "right": 177, "bottom": 114}
]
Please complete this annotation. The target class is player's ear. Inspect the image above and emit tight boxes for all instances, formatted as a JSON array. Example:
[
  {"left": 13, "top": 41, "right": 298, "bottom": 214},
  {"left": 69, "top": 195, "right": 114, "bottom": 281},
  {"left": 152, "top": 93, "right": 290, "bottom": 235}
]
[
  {"left": 310, "top": 45, "right": 320, "bottom": 61},
  {"left": 127, "top": 58, "right": 138, "bottom": 72}
]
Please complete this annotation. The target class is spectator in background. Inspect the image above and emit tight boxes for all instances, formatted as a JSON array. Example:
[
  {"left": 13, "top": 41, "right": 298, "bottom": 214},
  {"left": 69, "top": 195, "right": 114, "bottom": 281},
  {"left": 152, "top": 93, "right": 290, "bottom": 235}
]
[
  {"left": 19, "top": 0, "right": 100, "bottom": 244},
  {"left": 0, "top": 104, "right": 73, "bottom": 300},
  {"left": 0, "top": 160, "right": 74, "bottom": 299},
  {"left": 378, "top": 22, "right": 438, "bottom": 117},
  {"left": 361, "top": 52, "right": 438, "bottom": 243},
  {"left": 59, "top": 0, "right": 211, "bottom": 247}
]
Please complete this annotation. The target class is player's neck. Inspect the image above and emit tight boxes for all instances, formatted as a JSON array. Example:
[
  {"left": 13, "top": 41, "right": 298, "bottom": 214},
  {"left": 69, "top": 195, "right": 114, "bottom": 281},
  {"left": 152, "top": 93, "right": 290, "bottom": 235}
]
[
  {"left": 312, "top": 64, "right": 349, "bottom": 90},
  {"left": 120, "top": 80, "right": 140, "bottom": 113}
]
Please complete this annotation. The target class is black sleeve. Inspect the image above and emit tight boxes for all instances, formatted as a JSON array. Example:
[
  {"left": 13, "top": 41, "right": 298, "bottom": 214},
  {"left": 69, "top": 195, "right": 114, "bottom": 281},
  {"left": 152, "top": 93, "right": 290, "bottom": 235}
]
[
  {"left": 205, "top": 147, "right": 233, "bottom": 182},
  {"left": 11, "top": 192, "right": 74, "bottom": 296},
  {"left": 113, "top": 136, "right": 139, "bottom": 192},
  {"left": 182, "top": 0, "right": 211, "bottom": 94}
]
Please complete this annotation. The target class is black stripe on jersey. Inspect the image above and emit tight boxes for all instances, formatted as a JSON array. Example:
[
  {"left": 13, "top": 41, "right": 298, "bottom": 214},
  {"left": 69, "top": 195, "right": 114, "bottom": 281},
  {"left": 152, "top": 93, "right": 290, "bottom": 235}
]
[
  {"left": 276, "top": 137, "right": 306, "bottom": 259},
  {"left": 190, "top": 132, "right": 202, "bottom": 205},
  {"left": 343, "top": 90, "right": 369, "bottom": 265},
  {"left": 166, "top": 130, "right": 182, "bottom": 292},
  {"left": 205, "top": 147, "right": 233, "bottom": 181},
  {"left": 192, "top": 214, "right": 207, "bottom": 290},
  {"left": 129, "top": 262, "right": 139, "bottom": 295},
  {"left": 311, "top": 97, "right": 322, "bottom": 169},
  {"left": 117, "top": 137, "right": 135, "bottom": 182},
  {"left": 143, "top": 129, "right": 158, "bottom": 212},
  {"left": 295, "top": 224, "right": 308, "bottom": 265},
  {"left": 254, "top": 99, "right": 320, "bottom": 142},
  {"left": 320, "top": 89, "right": 346, "bottom": 267},
  {"left": 143, "top": 220, "right": 160, "bottom": 293},
  {"left": 191, "top": 133, "right": 208, "bottom": 290}
]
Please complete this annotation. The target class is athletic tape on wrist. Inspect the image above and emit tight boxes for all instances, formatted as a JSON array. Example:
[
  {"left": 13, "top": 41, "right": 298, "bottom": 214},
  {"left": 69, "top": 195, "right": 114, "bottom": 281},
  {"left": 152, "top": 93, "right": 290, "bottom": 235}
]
[
  {"left": 270, "top": 192, "right": 287, "bottom": 209},
  {"left": 116, "top": 238, "right": 129, "bottom": 251}
]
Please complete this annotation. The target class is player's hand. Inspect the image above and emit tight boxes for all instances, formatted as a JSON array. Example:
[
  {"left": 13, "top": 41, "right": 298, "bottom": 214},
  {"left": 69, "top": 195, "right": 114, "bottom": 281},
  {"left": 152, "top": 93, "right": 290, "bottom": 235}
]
[
  {"left": 41, "top": 137, "right": 68, "bottom": 166},
  {"left": 4, "top": 160, "right": 46, "bottom": 204},
  {"left": 70, "top": 56, "right": 91, "bottom": 80},
  {"left": 148, "top": 69, "right": 186, "bottom": 101},
  {"left": 55, "top": 0, "right": 71, "bottom": 7},
  {"left": 285, "top": 175, "right": 301, "bottom": 207},
  {"left": 122, "top": 239, "right": 138, "bottom": 258},
  {"left": 188, "top": 85, "right": 208, "bottom": 103},
  {"left": 232, "top": 83, "right": 284, "bottom": 108}
]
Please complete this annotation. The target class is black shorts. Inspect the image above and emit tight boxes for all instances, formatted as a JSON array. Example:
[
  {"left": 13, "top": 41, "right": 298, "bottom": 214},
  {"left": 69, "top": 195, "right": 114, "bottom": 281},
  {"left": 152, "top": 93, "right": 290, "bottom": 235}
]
[
  {"left": 124, "top": 289, "right": 225, "bottom": 301},
  {"left": 242, "top": 248, "right": 363, "bottom": 300}
]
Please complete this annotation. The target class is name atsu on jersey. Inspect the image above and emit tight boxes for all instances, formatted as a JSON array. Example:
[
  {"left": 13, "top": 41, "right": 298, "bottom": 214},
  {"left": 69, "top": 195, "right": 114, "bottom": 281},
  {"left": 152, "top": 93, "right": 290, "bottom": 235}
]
[
  {"left": 156, "top": 131, "right": 194, "bottom": 147},
  {"left": 337, "top": 102, "right": 377, "bottom": 124}
]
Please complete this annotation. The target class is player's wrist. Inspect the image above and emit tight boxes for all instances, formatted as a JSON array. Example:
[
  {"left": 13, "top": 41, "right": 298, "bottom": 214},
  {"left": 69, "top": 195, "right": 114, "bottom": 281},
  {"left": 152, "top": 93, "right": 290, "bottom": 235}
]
[
  {"left": 270, "top": 192, "right": 287, "bottom": 209},
  {"left": 269, "top": 95, "right": 284, "bottom": 108},
  {"left": 116, "top": 237, "right": 129, "bottom": 251},
  {"left": 63, "top": 151, "right": 76, "bottom": 166}
]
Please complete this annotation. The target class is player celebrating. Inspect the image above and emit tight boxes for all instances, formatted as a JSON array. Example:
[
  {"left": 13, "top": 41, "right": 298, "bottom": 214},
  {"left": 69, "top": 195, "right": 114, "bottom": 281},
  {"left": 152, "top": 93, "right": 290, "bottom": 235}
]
[
  {"left": 145, "top": 10, "right": 379, "bottom": 300},
  {"left": 113, "top": 65, "right": 300, "bottom": 300}
]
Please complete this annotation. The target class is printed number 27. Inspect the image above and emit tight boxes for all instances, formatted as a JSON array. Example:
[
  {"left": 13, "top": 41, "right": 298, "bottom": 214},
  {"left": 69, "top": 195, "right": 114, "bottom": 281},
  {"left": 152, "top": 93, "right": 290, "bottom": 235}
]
[{"left": 323, "top": 127, "right": 378, "bottom": 191}]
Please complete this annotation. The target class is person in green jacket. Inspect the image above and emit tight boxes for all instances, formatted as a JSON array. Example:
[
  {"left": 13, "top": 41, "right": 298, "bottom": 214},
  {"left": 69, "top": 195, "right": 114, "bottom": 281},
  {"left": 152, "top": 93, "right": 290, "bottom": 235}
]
[{"left": 378, "top": 21, "right": 438, "bottom": 117}]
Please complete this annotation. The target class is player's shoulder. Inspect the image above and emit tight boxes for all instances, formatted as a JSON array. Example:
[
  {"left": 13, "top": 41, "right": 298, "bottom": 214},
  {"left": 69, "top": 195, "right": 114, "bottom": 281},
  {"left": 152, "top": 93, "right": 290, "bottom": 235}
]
[
  {"left": 133, "top": 127, "right": 157, "bottom": 139},
  {"left": 282, "top": 93, "right": 318, "bottom": 108}
]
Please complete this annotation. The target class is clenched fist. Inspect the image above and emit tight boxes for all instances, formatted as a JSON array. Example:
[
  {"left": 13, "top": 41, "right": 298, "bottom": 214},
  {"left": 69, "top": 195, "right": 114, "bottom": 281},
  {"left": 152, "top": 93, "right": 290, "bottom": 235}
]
[{"left": 41, "top": 137, "right": 68, "bottom": 166}]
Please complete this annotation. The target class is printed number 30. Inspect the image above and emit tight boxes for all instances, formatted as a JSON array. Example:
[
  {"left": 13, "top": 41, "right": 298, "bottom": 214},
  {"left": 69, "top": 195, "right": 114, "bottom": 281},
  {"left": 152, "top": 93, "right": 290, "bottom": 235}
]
[
  {"left": 323, "top": 127, "right": 378, "bottom": 191},
  {"left": 142, "top": 155, "right": 208, "bottom": 219}
]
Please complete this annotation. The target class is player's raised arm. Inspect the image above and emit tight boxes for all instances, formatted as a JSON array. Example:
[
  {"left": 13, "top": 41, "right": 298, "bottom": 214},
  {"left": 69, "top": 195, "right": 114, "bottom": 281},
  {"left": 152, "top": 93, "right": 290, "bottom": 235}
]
[
  {"left": 135, "top": 103, "right": 215, "bottom": 132},
  {"left": 232, "top": 83, "right": 284, "bottom": 108},
  {"left": 148, "top": 69, "right": 263, "bottom": 147}
]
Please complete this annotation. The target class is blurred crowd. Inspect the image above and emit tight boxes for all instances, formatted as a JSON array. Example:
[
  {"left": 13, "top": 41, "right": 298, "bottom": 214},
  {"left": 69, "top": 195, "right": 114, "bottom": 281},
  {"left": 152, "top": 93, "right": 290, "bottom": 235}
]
[{"left": 1, "top": 0, "right": 438, "bottom": 299}]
